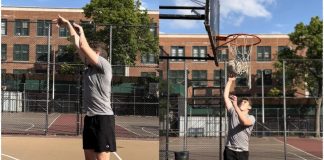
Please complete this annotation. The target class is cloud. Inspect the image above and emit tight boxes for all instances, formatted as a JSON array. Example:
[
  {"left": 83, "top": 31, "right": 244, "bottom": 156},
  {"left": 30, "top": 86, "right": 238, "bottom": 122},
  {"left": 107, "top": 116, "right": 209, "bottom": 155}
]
[
  {"left": 219, "top": 0, "right": 275, "bottom": 27},
  {"left": 140, "top": 1, "right": 148, "bottom": 10},
  {"left": 275, "top": 23, "right": 284, "bottom": 28}
]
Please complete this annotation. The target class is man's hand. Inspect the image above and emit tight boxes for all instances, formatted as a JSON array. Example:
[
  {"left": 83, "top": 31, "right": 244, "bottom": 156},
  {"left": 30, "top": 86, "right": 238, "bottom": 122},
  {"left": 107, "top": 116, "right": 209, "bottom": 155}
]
[
  {"left": 52, "top": 15, "right": 70, "bottom": 28},
  {"left": 228, "top": 73, "right": 236, "bottom": 81},
  {"left": 229, "top": 95, "right": 237, "bottom": 103}
]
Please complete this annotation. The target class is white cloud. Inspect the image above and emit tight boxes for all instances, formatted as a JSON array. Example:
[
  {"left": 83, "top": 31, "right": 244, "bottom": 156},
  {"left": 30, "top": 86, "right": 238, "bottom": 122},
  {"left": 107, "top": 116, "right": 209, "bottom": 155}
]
[
  {"left": 220, "top": 0, "right": 275, "bottom": 27},
  {"left": 140, "top": 1, "right": 148, "bottom": 10}
]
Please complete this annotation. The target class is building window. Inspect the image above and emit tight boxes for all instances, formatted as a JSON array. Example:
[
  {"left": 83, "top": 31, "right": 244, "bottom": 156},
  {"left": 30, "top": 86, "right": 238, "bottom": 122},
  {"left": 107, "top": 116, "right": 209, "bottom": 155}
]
[
  {"left": 57, "top": 45, "right": 74, "bottom": 62},
  {"left": 15, "top": 19, "right": 29, "bottom": 36},
  {"left": 13, "top": 69, "right": 28, "bottom": 74},
  {"left": 192, "top": 46, "right": 207, "bottom": 62},
  {"left": 192, "top": 70, "right": 207, "bottom": 87},
  {"left": 169, "top": 70, "right": 185, "bottom": 84},
  {"left": 214, "top": 69, "right": 225, "bottom": 87},
  {"left": 36, "top": 45, "right": 51, "bottom": 62},
  {"left": 59, "top": 20, "right": 73, "bottom": 37},
  {"left": 1, "top": 44, "right": 7, "bottom": 61},
  {"left": 159, "top": 46, "right": 164, "bottom": 56},
  {"left": 217, "top": 46, "right": 228, "bottom": 62},
  {"left": 1, "top": 19, "right": 7, "bottom": 35},
  {"left": 141, "top": 53, "right": 156, "bottom": 64},
  {"left": 171, "top": 46, "right": 184, "bottom": 62},
  {"left": 149, "top": 23, "right": 157, "bottom": 37},
  {"left": 13, "top": 44, "right": 29, "bottom": 61},
  {"left": 141, "top": 72, "right": 156, "bottom": 77},
  {"left": 257, "top": 46, "right": 271, "bottom": 61},
  {"left": 37, "top": 20, "right": 52, "bottom": 36},
  {"left": 236, "top": 46, "right": 250, "bottom": 61},
  {"left": 278, "top": 46, "right": 289, "bottom": 52},
  {"left": 256, "top": 69, "right": 272, "bottom": 86},
  {"left": 236, "top": 75, "right": 248, "bottom": 87}
]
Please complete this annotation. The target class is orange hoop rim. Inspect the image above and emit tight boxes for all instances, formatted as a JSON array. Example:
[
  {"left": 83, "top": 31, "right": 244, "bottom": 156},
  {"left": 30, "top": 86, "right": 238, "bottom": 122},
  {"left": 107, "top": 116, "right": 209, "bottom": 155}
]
[{"left": 216, "top": 33, "right": 262, "bottom": 49}]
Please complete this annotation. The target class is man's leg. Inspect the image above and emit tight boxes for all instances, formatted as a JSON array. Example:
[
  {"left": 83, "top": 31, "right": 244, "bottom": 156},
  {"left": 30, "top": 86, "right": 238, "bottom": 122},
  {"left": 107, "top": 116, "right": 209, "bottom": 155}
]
[
  {"left": 238, "top": 151, "right": 249, "bottom": 160},
  {"left": 223, "top": 147, "right": 237, "bottom": 160},
  {"left": 96, "top": 152, "right": 111, "bottom": 160},
  {"left": 84, "top": 149, "right": 96, "bottom": 160}
]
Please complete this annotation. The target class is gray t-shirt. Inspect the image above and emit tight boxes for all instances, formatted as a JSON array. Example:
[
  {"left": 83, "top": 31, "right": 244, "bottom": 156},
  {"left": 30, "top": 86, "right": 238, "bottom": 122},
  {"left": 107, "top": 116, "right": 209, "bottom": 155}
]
[
  {"left": 226, "top": 106, "right": 255, "bottom": 151},
  {"left": 83, "top": 56, "right": 113, "bottom": 116}
]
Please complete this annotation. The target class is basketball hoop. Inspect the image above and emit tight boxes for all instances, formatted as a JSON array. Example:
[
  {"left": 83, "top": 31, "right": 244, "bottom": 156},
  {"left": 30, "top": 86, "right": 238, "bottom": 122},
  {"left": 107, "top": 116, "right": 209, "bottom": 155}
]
[{"left": 216, "top": 33, "right": 261, "bottom": 88}]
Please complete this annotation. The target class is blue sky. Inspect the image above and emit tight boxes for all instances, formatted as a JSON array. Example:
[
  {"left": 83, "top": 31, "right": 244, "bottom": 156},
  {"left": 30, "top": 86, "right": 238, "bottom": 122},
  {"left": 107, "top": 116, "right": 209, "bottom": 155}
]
[
  {"left": 160, "top": 0, "right": 322, "bottom": 34},
  {"left": 2, "top": 0, "right": 322, "bottom": 34}
]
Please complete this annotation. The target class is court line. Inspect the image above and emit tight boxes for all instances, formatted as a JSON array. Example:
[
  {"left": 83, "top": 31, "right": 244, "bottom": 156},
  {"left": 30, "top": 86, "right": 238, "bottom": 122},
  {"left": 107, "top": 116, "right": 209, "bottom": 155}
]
[
  {"left": 141, "top": 127, "right": 159, "bottom": 137},
  {"left": 113, "top": 152, "right": 123, "bottom": 160},
  {"left": 273, "top": 138, "right": 322, "bottom": 160},
  {"left": 1, "top": 153, "right": 20, "bottom": 160},
  {"left": 48, "top": 114, "right": 61, "bottom": 128},
  {"left": 24, "top": 123, "right": 35, "bottom": 131},
  {"left": 116, "top": 124, "right": 141, "bottom": 137}
]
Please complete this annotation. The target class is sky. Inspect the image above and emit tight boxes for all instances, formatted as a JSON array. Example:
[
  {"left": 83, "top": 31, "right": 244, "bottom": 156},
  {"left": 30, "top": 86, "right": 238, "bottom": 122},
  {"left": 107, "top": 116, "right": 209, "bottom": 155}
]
[{"left": 2, "top": 0, "right": 322, "bottom": 34}]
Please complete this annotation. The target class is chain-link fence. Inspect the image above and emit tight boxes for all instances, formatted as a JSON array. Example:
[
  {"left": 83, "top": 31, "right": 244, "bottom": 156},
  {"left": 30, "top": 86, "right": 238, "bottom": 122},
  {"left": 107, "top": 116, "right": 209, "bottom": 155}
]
[{"left": 1, "top": 21, "right": 159, "bottom": 138}]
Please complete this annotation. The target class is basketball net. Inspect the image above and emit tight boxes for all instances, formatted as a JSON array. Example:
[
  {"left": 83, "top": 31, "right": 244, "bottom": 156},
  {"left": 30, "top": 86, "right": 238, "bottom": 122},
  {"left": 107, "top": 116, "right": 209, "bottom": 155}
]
[{"left": 217, "top": 34, "right": 261, "bottom": 89}]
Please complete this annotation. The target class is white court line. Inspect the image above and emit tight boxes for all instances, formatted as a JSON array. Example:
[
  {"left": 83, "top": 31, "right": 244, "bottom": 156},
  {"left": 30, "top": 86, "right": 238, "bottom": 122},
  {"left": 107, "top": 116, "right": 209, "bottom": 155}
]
[
  {"left": 1, "top": 154, "right": 20, "bottom": 160},
  {"left": 273, "top": 138, "right": 322, "bottom": 160},
  {"left": 141, "top": 127, "right": 159, "bottom": 137},
  {"left": 48, "top": 114, "right": 61, "bottom": 128},
  {"left": 113, "top": 152, "right": 123, "bottom": 160},
  {"left": 116, "top": 124, "right": 141, "bottom": 137},
  {"left": 24, "top": 123, "right": 35, "bottom": 131}
]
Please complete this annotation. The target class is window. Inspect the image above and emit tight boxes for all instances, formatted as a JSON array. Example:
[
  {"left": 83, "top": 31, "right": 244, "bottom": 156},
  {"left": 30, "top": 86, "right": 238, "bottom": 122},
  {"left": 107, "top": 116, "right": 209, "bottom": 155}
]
[
  {"left": 236, "top": 46, "right": 250, "bottom": 61},
  {"left": 57, "top": 45, "right": 74, "bottom": 62},
  {"left": 257, "top": 46, "right": 271, "bottom": 61},
  {"left": 171, "top": 46, "right": 184, "bottom": 62},
  {"left": 141, "top": 72, "right": 156, "bottom": 77},
  {"left": 169, "top": 70, "right": 185, "bottom": 84},
  {"left": 13, "top": 69, "right": 28, "bottom": 74},
  {"left": 236, "top": 75, "right": 248, "bottom": 87},
  {"left": 15, "top": 19, "right": 29, "bottom": 36},
  {"left": 149, "top": 23, "right": 157, "bottom": 37},
  {"left": 37, "top": 20, "right": 52, "bottom": 36},
  {"left": 36, "top": 45, "right": 51, "bottom": 62},
  {"left": 256, "top": 69, "right": 272, "bottom": 86},
  {"left": 278, "top": 46, "right": 289, "bottom": 52},
  {"left": 1, "top": 44, "right": 7, "bottom": 61},
  {"left": 141, "top": 53, "right": 156, "bottom": 64},
  {"left": 13, "top": 44, "right": 29, "bottom": 61},
  {"left": 214, "top": 69, "right": 225, "bottom": 87},
  {"left": 192, "top": 70, "right": 207, "bottom": 87},
  {"left": 217, "top": 46, "right": 228, "bottom": 62},
  {"left": 59, "top": 20, "right": 73, "bottom": 37},
  {"left": 192, "top": 46, "right": 207, "bottom": 62},
  {"left": 1, "top": 19, "right": 7, "bottom": 35}
]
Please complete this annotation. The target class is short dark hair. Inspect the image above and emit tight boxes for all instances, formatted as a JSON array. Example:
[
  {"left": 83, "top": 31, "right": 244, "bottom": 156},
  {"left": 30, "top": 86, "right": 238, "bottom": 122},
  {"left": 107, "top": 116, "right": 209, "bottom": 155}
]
[
  {"left": 241, "top": 97, "right": 252, "bottom": 107},
  {"left": 90, "top": 42, "right": 108, "bottom": 59}
]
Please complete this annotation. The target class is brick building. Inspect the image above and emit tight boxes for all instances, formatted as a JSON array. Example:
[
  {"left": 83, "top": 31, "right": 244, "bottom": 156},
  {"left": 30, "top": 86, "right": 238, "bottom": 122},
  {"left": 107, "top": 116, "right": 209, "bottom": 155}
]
[
  {"left": 2, "top": 6, "right": 306, "bottom": 98},
  {"left": 1, "top": 6, "right": 159, "bottom": 75}
]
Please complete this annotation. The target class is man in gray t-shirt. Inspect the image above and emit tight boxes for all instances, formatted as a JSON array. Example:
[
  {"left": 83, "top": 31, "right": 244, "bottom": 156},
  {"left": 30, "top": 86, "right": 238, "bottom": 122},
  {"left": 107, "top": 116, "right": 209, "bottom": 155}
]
[
  {"left": 223, "top": 75, "right": 255, "bottom": 160},
  {"left": 54, "top": 15, "right": 116, "bottom": 160}
]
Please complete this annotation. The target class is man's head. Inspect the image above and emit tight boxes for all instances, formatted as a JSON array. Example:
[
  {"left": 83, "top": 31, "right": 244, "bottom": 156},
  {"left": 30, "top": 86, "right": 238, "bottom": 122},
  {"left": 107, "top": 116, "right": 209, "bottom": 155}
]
[
  {"left": 90, "top": 42, "right": 108, "bottom": 59},
  {"left": 239, "top": 97, "right": 252, "bottom": 112}
]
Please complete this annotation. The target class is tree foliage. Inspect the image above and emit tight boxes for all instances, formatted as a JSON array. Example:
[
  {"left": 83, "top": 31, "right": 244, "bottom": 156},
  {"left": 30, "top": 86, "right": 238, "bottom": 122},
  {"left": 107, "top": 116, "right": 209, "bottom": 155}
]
[{"left": 83, "top": 0, "right": 159, "bottom": 65}]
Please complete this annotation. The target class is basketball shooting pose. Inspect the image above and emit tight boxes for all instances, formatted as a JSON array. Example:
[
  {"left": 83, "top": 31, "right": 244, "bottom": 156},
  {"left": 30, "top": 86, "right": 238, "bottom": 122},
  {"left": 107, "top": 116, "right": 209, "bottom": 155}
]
[
  {"left": 53, "top": 15, "right": 116, "bottom": 160},
  {"left": 223, "top": 75, "right": 255, "bottom": 160}
]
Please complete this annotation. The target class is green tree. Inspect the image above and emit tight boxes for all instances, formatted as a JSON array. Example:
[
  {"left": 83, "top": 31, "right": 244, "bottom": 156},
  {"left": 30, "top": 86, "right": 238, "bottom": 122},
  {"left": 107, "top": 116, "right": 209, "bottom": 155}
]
[
  {"left": 83, "top": 0, "right": 159, "bottom": 65},
  {"left": 274, "top": 16, "right": 322, "bottom": 137}
]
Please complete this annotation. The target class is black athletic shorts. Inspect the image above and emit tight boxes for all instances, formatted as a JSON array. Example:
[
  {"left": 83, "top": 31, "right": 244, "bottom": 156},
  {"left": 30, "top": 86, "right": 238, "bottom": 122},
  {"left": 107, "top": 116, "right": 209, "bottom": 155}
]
[
  {"left": 83, "top": 115, "right": 116, "bottom": 152},
  {"left": 224, "top": 147, "right": 249, "bottom": 160}
]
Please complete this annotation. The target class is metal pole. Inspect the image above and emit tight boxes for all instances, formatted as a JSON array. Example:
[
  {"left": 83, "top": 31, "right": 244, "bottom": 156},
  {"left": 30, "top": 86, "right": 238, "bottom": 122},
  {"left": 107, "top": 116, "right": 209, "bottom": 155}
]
[
  {"left": 52, "top": 47, "right": 56, "bottom": 113},
  {"left": 219, "top": 69, "right": 223, "bottom": 160},
  {"left": 283, "top": 60, "right": 287, "bottom": 160},
  {"left": 45, "top": 25, "right": 51, "bottom": 134},
  {"left": 109, "top": 25, "right": 113, "bottom": 63},
  {"left": 184, "top": 60, "right": 188, "bottom": 151},
  {"left": 262, "top": 70, "right": 265, "bottom": 124},
  {"left": 166, "top": 58, "right": 170, "bottom": 159}
]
